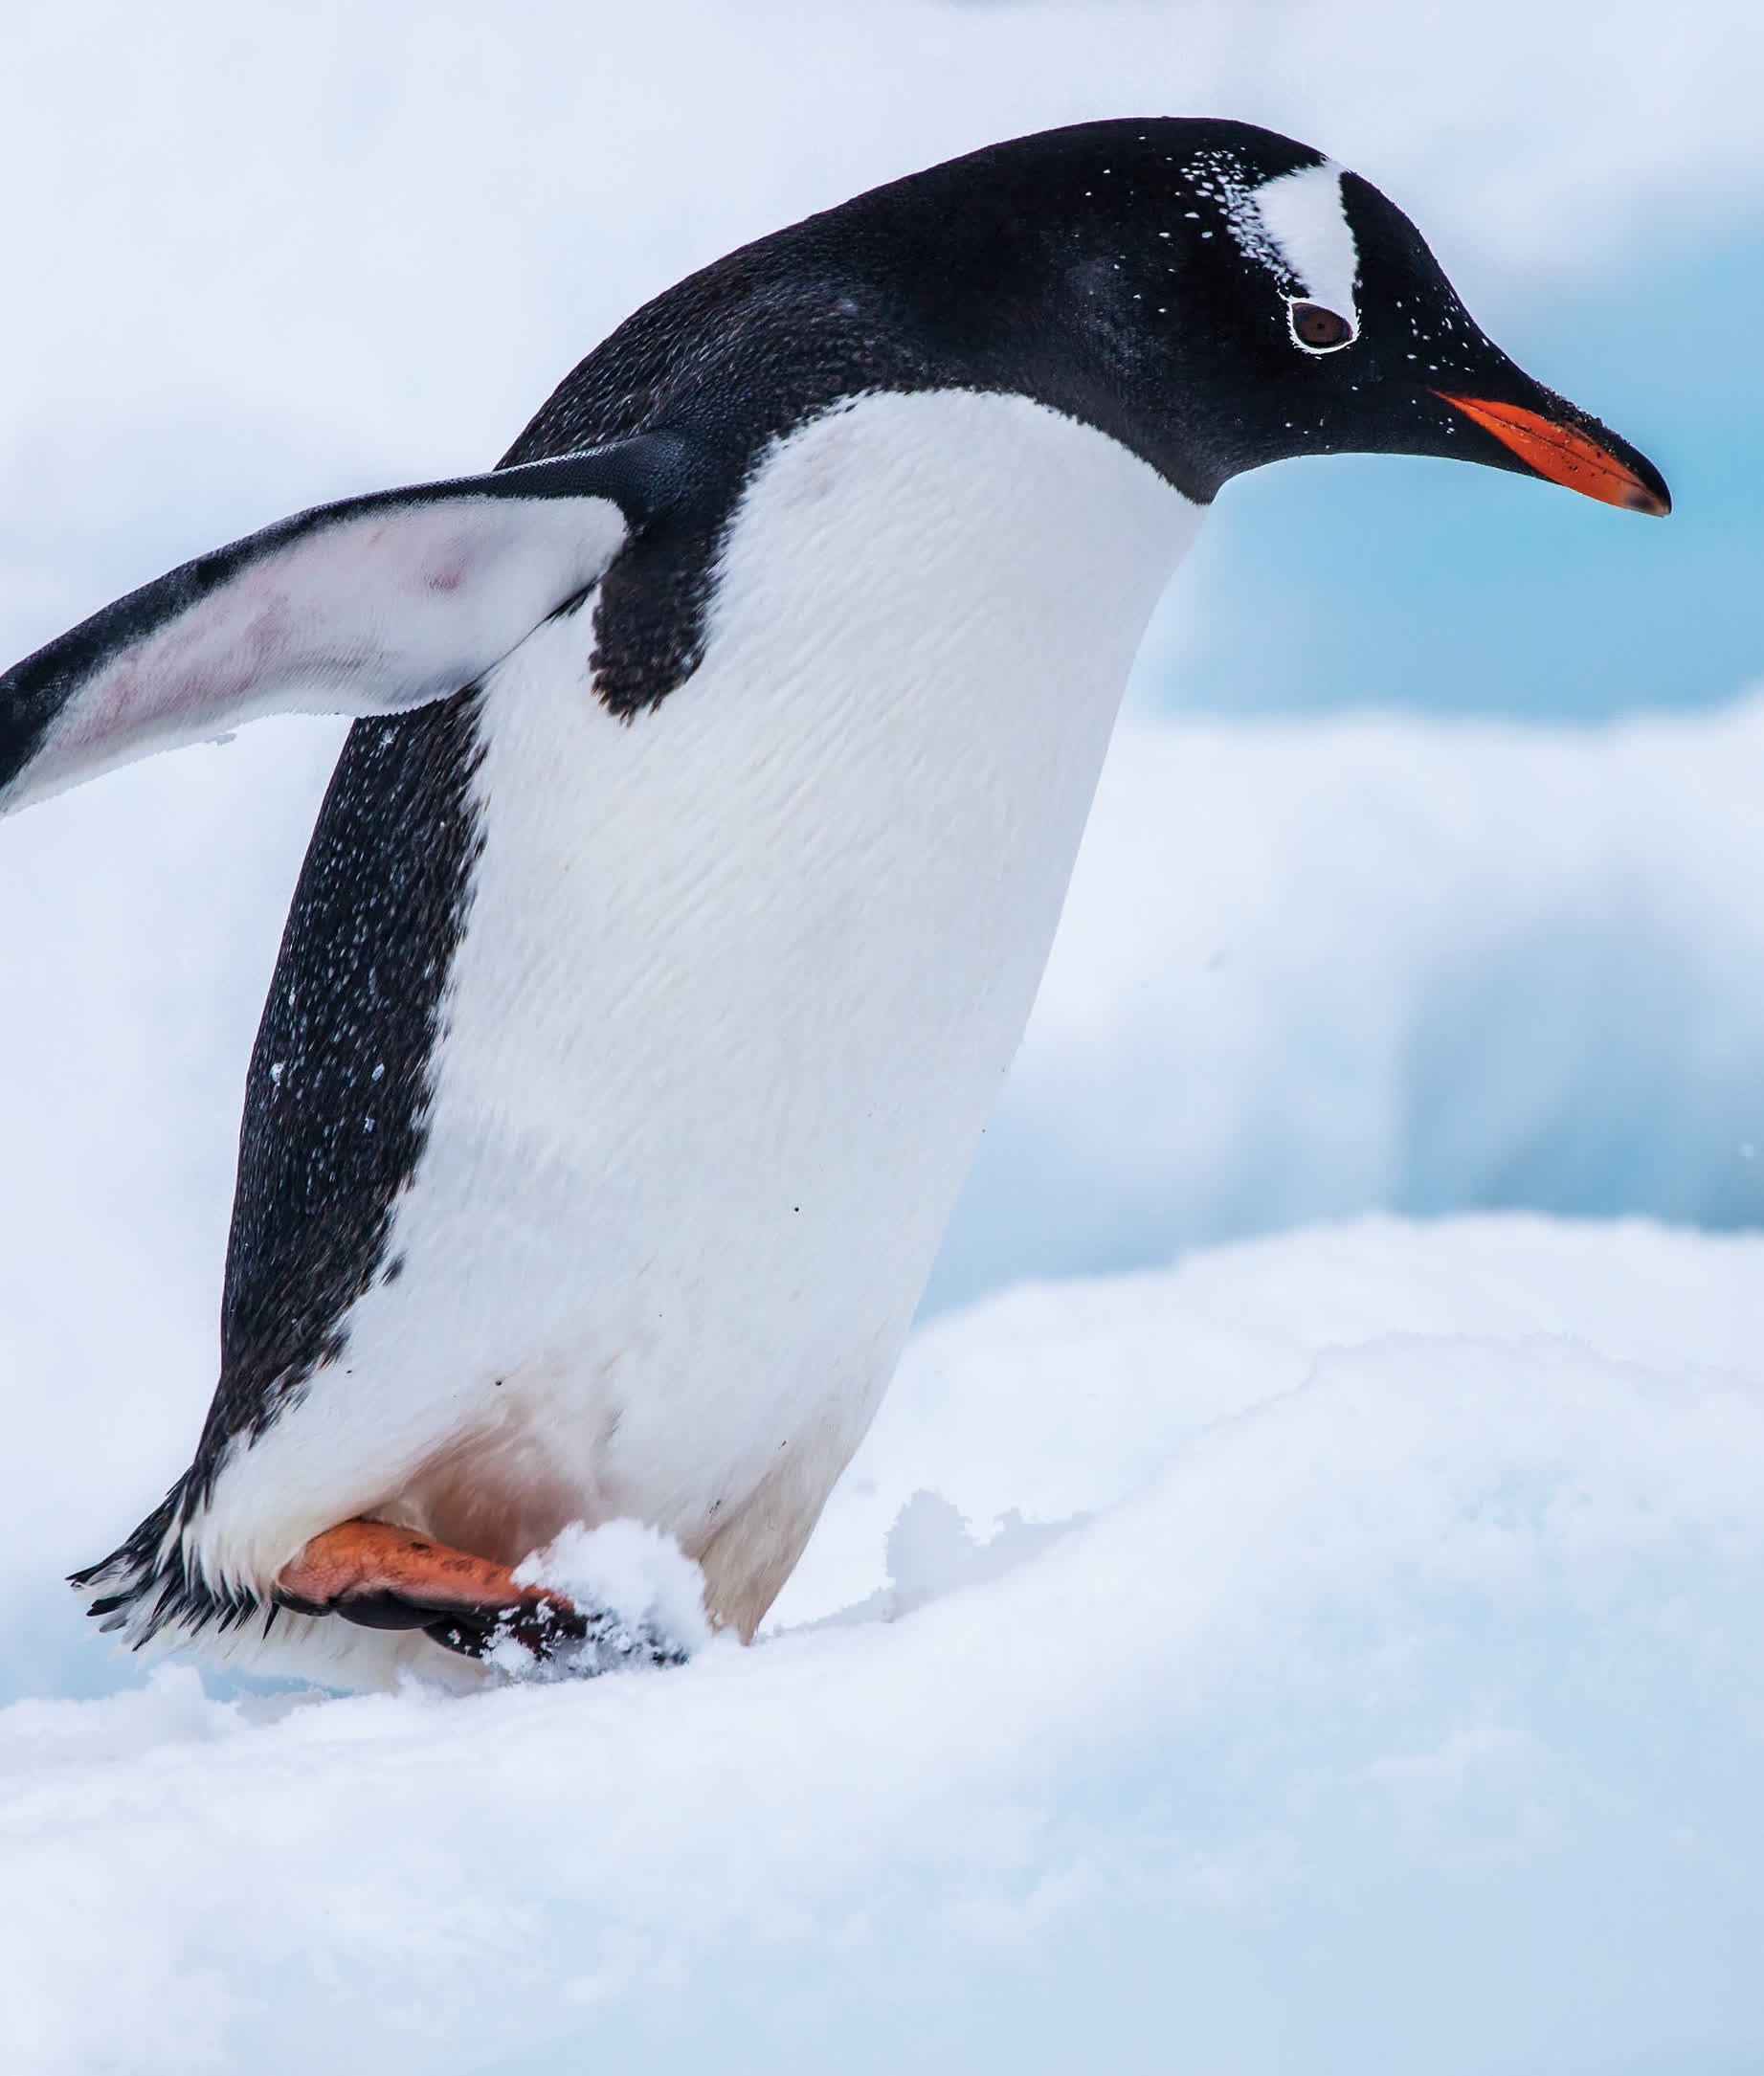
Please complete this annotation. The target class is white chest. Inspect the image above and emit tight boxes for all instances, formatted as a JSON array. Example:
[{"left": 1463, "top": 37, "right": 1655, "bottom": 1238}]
[{"left": 216, "top": 390, "right": 1200, "bottom": 1615}]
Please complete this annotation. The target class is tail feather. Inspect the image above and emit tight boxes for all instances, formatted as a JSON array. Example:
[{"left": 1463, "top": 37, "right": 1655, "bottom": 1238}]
[
  {"left": 69, "top": 1485, "right": 494, "bottom": 1693},
  {"left": 70, "top": 1479, "right": 268, "bottom": 1649}
]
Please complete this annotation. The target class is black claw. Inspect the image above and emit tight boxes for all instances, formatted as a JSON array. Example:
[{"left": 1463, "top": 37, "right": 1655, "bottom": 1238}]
[
  {"left": 425, "top": 1595, "right": 690, "bottom": 1676},
  {"left": 324, "top": 1589, "right": 449, "bottom": 1633},
  {"left": 419, "top": 1608, "right": 506, "bottom": 1656},
  {"left": 275, "top": 1586, "right": 510, "bottom": 1638}
]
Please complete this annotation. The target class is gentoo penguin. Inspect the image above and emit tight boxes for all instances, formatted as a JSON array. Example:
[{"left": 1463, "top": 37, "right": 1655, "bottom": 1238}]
[{"left": 0, "top": 119, "right": 1667, "bottom": 1690}]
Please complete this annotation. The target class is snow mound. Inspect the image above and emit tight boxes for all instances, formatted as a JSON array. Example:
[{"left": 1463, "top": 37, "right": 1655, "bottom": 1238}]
[
  {"left": 928, "top": 696, "right": 1764, "bottom": 1306},
  {"left": 7, "top": 1216, "right": 1762, "bottom": 2074}
]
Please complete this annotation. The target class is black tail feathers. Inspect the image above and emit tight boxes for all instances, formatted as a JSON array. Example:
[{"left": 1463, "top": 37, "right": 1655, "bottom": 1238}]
[{"left": 69, "top": 1480, "right": 266, "bottom": 1648}]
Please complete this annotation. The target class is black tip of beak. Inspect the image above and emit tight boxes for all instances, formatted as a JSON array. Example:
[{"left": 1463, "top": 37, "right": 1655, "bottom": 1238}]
[{"left": 1434, "top": 391, "right": 1670, "bottom": 517}]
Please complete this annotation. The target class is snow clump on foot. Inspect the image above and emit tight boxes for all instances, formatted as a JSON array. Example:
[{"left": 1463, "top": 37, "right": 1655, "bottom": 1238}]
[{"left": 490, "top": 1519, "right": 713, "bottom": 1680}]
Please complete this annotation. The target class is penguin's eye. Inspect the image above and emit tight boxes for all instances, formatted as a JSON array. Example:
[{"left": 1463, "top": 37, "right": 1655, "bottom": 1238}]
[{"left": 1288, "top": 301, "right": 1355, "bottom": 352}]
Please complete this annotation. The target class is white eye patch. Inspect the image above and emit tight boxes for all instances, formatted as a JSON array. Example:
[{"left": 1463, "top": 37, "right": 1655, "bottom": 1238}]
[{"left": 1252, "top": 161, "right": 1360, "bottom": 343}]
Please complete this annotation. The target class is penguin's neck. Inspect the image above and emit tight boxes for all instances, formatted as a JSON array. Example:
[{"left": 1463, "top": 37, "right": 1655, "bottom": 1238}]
[{"left": 707, "top": 385, "right": 1202, "bottom": 734}]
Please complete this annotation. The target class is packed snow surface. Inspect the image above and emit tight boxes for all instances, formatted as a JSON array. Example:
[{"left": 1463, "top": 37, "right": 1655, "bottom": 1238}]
[{"left": 5, "top": 1215, "right": 1761, "bottom": 2074}]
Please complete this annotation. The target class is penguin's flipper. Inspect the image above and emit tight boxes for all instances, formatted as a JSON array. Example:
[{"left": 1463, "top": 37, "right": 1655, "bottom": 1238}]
[{"left": 0, "top": 434, "right": 696, "bottom": 816}]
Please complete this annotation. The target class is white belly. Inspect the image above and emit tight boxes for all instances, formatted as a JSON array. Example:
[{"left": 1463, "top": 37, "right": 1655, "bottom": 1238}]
[{"left": 201, "top": 389, "right": 1201, "bottom": 1633}]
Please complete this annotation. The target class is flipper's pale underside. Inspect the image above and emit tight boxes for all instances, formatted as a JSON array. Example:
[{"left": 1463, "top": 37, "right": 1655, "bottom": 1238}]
[{"left": 0, "top": 435, "right": 691, "bottom": 815}]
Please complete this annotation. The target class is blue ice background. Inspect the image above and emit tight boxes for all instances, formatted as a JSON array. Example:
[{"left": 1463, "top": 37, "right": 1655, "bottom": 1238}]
[{"left": 1145, "top": 226, "right": 1764, "bottom": 724}]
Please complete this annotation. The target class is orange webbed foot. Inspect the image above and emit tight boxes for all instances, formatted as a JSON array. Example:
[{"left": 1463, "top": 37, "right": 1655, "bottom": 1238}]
[{"left": 274, "top": 1517, "right": 688, "bottom": 1671}]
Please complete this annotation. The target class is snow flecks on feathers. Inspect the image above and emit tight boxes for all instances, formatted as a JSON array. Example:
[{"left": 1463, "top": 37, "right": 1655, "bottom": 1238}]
[{"left": 70, "top": 689, "right": 490, "bottom": 1656}]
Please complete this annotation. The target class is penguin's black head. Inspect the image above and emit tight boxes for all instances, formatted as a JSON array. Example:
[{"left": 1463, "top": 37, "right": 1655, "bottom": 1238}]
[
  {"left": 814, "top": 117, "right": 1669, "bottom": 516},
  {"left": 501, "top": 119, "right": 1667, "bottom": 712}
]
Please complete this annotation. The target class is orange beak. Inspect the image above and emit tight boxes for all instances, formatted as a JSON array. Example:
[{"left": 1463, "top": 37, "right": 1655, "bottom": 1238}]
[{"left": 1435, "top": 393, "right": 1670, "bottom": 517}]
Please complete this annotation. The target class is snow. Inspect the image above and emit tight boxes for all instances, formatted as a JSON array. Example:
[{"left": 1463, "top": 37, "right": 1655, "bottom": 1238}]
[
  {"left": 502, "top": 1521, "right": 713, "bottom": 1678},
  {"left": 4, "top": 1215, "right": 1762, "bottom": 2072}
]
